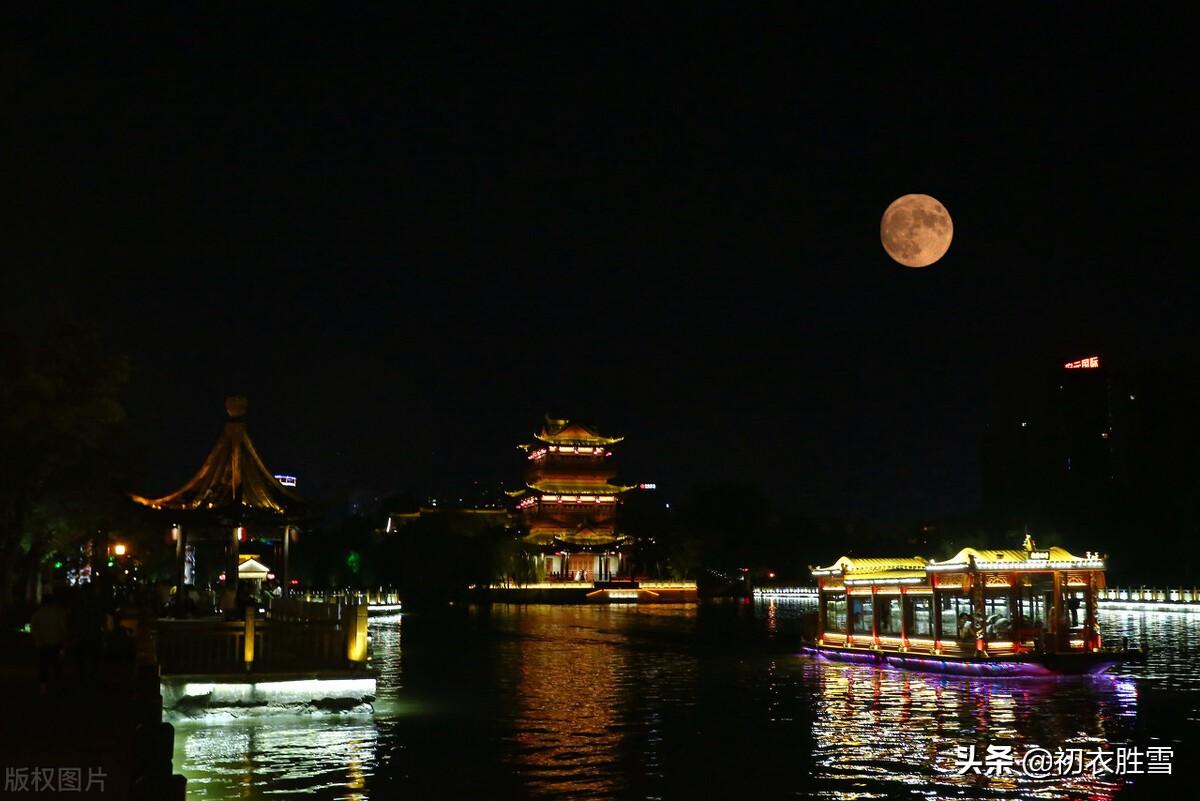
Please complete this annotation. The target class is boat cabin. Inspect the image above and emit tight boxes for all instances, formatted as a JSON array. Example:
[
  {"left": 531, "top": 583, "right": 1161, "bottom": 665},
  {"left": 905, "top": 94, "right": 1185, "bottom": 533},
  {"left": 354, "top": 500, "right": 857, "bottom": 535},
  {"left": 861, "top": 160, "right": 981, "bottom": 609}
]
[{"left": 812, "top": 539, "right": 1106, "bottom": 658}]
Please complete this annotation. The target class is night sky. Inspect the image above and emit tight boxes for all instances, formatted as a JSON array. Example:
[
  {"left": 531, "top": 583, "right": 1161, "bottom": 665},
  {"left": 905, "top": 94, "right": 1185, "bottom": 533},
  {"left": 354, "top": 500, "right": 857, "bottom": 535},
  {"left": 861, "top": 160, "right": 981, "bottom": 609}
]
[{"left": 3, "top": 6, "right": 1194, "bottom": 519}]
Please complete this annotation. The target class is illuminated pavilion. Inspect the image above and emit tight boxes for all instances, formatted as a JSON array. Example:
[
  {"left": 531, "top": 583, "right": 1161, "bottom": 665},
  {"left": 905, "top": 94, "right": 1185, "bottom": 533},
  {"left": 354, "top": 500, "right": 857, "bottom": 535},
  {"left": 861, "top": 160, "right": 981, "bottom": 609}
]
[
  {"left": 130, "top": 397, "right": 303, "bottom": 613},
  {"left": 510, "top": 416, "right": 635, "bottom": 581}
]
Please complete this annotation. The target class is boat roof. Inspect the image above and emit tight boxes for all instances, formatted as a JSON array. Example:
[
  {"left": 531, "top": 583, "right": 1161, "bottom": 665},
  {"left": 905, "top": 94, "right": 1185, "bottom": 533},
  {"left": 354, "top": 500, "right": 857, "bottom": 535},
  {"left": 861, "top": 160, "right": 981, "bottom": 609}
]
[
  {"left": 811, "top": 556, "right": 928, "bottom": 576},
  {"left": 843, "top": 569, "right": 927, "bottom": 585},
  {"left": 927, "top": 546, "right": 1104, "bottom": 571},
  {"left": 812, "top": 543, "right": 1106, "bottom": 580}
]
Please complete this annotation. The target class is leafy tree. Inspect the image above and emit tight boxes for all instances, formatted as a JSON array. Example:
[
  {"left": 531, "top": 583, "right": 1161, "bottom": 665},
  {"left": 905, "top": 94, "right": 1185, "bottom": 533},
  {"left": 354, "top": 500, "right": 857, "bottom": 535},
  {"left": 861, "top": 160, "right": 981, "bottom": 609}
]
[{"left": 0, "top": 311, "right": 132, "bottom": 616}]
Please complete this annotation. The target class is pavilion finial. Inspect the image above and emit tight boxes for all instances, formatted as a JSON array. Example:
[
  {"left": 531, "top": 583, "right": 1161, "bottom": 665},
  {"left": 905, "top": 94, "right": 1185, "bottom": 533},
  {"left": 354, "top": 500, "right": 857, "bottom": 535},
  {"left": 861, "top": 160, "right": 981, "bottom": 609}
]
[
  {"left": 226, "top": 396, "right": 248, "bottom": 420},
  {"left": 1022, "top": 530, "right": 1035, "bottom": 552}
]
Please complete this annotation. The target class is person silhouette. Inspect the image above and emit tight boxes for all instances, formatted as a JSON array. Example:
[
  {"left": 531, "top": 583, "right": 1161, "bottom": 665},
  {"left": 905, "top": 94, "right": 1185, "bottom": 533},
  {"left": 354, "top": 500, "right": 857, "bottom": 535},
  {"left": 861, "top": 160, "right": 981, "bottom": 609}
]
[
  {"left": 957, "top": 613, "right": 975, "bottom": 642},
  {"left": 30, "top": 595, "right": 69, "bottom": 693}
]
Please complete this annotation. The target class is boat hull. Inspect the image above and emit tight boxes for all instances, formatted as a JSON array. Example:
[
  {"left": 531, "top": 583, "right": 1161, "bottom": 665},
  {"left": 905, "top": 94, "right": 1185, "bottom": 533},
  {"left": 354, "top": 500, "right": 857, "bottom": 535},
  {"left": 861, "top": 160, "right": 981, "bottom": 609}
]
[{"left": 801, "top": 644, "right": 1140, "bottom": 677}]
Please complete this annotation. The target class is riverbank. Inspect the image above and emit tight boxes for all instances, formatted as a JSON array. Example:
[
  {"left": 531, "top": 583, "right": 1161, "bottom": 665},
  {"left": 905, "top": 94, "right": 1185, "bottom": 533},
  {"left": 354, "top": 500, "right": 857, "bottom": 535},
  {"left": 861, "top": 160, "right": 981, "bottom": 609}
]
[
  {"left": 474, "top": 580, "right": 698, "bottom": 604},
  {"left": 0, "top": 628, "right": 185, "bottom": 799}
]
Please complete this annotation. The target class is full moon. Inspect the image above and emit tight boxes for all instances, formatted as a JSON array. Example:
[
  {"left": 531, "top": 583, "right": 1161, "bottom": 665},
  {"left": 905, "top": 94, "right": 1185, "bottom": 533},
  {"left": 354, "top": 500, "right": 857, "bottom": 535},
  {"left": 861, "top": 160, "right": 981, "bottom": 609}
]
[{"left": 880, "top": 194, "right": 953, "bottom": 268}]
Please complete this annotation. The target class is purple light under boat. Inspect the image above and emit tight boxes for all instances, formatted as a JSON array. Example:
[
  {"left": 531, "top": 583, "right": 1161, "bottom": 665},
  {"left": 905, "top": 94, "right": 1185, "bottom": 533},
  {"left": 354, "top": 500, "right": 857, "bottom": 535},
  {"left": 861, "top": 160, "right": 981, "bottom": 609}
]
[
  {"left": 884, "top": 654, "right": 1055, "bottom": 677},
  {"left": 798, "top": 645, "right": 1111, "bottom": 678},
  {"left": 802, "top": 644, "right": 1131, "bottom": 677},
  {"left": 800, "top": 645, "right": 881, "bottom": 666}
]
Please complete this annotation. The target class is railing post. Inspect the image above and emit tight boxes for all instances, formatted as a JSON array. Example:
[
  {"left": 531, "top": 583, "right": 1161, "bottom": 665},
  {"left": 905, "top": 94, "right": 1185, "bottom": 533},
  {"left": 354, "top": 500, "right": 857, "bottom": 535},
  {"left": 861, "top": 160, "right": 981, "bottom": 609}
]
[
  {"left": 346, "top": 602, "right": 369, "bottom": 666},
  {"left": 244, "top": 607, "right": 255, "bottom": 671}
]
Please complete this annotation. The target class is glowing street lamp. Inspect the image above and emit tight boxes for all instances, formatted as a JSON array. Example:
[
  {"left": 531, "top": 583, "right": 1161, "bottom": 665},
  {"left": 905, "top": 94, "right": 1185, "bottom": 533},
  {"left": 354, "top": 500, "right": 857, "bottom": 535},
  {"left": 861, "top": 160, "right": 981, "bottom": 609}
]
[{"left": 113, "top": 543, "right": 128, "bottom": 556}]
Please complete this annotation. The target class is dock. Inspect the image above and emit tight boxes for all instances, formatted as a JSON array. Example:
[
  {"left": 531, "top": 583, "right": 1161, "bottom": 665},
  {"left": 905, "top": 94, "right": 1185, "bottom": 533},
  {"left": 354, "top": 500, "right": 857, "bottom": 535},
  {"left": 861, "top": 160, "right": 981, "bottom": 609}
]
[
  {"left": 477, "top": 580, "right": 698, "bottom": 604},
  {"left": 155, "top": 598, "right": 375, "bottom": 716}
]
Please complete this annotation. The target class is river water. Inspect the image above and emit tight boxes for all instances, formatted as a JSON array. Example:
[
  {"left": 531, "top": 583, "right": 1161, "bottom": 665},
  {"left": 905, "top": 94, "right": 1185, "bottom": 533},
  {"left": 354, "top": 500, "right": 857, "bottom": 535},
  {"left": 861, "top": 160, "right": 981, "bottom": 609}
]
[{"left": 173, "top": 601, "right": 1197, "bottom": 799}]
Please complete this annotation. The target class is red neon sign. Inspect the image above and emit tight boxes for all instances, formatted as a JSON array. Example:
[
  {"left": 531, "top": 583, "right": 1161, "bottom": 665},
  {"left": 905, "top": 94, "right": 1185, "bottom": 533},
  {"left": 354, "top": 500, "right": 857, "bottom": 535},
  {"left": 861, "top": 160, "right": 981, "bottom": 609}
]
[{"left": 1064, "top": 356, "right": 1100, "bottom": 370}]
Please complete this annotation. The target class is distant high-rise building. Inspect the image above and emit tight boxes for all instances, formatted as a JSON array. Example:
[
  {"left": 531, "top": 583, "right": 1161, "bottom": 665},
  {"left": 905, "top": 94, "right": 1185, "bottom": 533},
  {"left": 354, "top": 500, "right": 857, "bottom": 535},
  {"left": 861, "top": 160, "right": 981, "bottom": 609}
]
[
  {"left": 982, "top": 355, "right": 1200, "bottom": 579},
  {"left": 984, "top": 355, "right": 1117, "bottom": 526}
]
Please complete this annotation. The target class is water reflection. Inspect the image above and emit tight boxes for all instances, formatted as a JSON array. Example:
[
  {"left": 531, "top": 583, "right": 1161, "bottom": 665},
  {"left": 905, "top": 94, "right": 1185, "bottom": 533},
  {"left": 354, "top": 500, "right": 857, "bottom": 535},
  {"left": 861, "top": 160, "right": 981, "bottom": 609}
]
[
  {"left": 804, "top": 659, "right": 1129, "bottom": 798},
  {"left": 172, "top": 602, "right": 1198, "bottom": 799},
  {"left": 503, "top": 606, "right": 627, "bottom": 798},
  {"left": 176, "top": 718, "right": 377, "bottom": 800}
]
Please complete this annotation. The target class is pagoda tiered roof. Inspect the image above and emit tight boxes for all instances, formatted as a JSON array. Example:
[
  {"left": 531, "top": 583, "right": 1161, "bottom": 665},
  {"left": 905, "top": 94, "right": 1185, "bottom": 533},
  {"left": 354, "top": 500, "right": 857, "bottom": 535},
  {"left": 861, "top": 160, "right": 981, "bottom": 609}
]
[
  {"left": 529, "top": 415, "right": 624, "bottom": 446},
  {"left": 130, "top": 397, "right": 302, "bottom": 520},
  {"left": 525, "top": 522, "right": 624, "bottom": 547},
  {"left": 525, "top": 480, "right": 635, "bottom": 495}
]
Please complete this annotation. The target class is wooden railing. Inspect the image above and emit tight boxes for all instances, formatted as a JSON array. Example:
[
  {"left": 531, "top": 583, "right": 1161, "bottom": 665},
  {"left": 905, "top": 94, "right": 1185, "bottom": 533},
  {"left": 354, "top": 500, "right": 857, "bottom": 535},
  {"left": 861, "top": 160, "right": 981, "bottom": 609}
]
[
  {"left": 753, "top": 587, "right": 819, "bottom": 597},
  {"left": 156, "top": 620, "right": 246, "bottom": 674},
  {"left": 155, "top": 603, "right": 370, "bottom": 675},
  {"left": 296, "top": 589, "right": 401, "bottom": 605},
  {"left": 268, "top": 597, "right": 345, "bottom": 622}
]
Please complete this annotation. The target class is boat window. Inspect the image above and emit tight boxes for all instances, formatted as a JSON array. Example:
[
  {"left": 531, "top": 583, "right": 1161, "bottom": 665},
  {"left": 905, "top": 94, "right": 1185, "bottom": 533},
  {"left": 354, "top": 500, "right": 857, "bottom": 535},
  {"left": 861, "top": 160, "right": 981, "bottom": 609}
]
[
  {"left": 983, "top": 591, "right": 1012, "bottom": 638},
  {"left": 1018, "top": 585, "right": 1047, "bottom": 627},
  {"left": 876, "top": 597, "right": 902, "bottom": 635},
  {"left": 826, "top": 592, "right": 847, "bottom": 632},
  {"left": 939, "top": 591, "right": 973, "bottom": 638},
  {"left": 851, "top": 596, "right": 874, "bottom": 634},
  {"left": 907, "top": 596, "right": 933, "bottom": 637},
  {"left": 1066, "top": 589, "right": 1087, "bottom": 628}
]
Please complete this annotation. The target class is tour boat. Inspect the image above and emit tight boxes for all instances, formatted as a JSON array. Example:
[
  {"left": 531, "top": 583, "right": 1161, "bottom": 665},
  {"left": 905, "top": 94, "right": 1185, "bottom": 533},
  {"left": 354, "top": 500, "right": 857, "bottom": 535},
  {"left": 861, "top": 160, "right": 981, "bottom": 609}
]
[{"left": 803, "top": 537, "right": 1143, "bottom": 677}]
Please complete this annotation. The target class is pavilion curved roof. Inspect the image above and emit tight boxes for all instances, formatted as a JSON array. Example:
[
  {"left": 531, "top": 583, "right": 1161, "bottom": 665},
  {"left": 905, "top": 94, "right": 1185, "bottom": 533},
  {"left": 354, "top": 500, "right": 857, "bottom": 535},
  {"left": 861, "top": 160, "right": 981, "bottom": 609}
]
[{"left": 130, "top": 397, "right": 302, "bottom": 519}]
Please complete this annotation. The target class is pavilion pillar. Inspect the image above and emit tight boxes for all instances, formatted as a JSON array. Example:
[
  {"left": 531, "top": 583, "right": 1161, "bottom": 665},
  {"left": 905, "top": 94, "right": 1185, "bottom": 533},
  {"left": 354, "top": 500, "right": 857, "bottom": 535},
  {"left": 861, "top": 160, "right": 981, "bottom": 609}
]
[
  {"left": 932, "top": 584, "right": 942, "bottom": 652},
  {"left": 972, "top": 572, "right": 987, "bottom": 656},
  {"left": 1085, "top": 572, "right": 1098, "bottom": 650},
  {"left": 173, "top": 524, "right": 185, "bottom": 617},
  {"left": 1010, "top": 576, "right": 1022, "bottom": 649},
  {"left": 968, "top": 556, "right": 985, "bottom": 656},
  {"left": 845, "top": 589, "right": 853, "bottom": 641},
  {"left": 816, "top": 584, "right": 826, "bottom": 639},
  {"left": 228, "top": 526, "right": 241, "bottom": 590},
  {"left": 1050, "top": 571, "right": 1064, "bottom": 652},
  {"left": 870, "top": 586, "right": 879, "bottom": 647},
  {"left": 282, "top": 525, "right": 291, "bottom": 595}
]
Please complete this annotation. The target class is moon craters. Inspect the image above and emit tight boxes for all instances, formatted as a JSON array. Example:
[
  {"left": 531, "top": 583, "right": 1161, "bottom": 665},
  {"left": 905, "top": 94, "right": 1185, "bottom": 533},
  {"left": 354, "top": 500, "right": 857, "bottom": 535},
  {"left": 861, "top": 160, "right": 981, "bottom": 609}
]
[{"left": 881, "top": 194, "right": 953, "bottom": 268}]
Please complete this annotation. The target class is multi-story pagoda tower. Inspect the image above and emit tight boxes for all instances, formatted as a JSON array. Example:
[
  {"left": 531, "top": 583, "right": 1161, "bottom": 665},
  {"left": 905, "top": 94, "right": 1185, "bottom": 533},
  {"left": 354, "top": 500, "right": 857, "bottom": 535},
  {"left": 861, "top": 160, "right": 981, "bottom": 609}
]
[{"left": 512, "top": 415, "right": 635, "bottom": 582}]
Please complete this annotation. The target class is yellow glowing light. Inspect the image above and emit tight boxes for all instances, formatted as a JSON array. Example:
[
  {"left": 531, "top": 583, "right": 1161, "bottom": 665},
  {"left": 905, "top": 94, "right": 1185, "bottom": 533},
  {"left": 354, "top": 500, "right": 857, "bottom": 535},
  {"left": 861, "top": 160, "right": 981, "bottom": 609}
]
[
  {"left": 244, "top": 608, "right": 256, "bottom": 665},
  {"left": 113, "top": 544, "right": 127, "bottom": 556},
  {"left": 346, "top": 605, "right": 369, "bottom": 663}
]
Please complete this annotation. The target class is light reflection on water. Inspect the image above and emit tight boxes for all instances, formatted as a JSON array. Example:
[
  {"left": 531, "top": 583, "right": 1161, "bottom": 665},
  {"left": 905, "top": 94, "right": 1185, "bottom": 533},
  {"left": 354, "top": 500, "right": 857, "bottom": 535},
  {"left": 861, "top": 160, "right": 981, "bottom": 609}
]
[
  {"left": 174, "top": 603, "right": 1198, "bottom": 799},
  {"left": 176, "top": 719, "right": 376, "bottom": 800}
]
